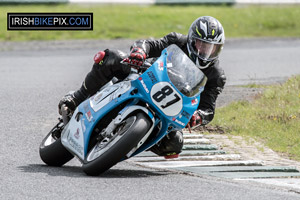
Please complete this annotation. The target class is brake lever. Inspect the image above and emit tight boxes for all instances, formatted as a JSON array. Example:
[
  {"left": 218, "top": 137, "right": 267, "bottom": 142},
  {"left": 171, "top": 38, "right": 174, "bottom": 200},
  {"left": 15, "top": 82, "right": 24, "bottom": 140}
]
[{"left": 120, "top": 60, "right": 151, "bottom": 72}]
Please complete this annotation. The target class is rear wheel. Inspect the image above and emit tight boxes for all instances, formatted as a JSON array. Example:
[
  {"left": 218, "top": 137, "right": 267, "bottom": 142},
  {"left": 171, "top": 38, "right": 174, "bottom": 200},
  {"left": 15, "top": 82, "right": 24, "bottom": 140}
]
[
  {"left": 82, "top": 112, "right": 151, "bottom": 176},
  {"left": 39, "top": 121, "right": 74, "bottom": 166}
]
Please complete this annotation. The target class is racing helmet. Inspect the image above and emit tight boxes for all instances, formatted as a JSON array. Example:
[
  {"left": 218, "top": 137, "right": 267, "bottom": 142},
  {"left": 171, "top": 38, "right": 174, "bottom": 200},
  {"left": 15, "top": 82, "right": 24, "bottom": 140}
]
[{"left": 187, "top": 16, "right": 225, "bottom": 69}]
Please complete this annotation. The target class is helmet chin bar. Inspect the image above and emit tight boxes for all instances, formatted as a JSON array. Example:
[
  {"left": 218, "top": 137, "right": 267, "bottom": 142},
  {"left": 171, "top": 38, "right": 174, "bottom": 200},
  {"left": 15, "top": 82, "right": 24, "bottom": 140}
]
[
  {"left": 196, "top": 58, "right": 211, "bottom": 69},
  {"left": 187, "top": 43, "right": 212, "bottom": 70}
]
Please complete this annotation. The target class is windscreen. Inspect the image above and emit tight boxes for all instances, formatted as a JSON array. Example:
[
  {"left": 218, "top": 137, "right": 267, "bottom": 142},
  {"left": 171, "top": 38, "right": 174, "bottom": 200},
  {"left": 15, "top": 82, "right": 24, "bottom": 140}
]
[{"left": 166, "top": 45, "right": 207, "bottom": 97}]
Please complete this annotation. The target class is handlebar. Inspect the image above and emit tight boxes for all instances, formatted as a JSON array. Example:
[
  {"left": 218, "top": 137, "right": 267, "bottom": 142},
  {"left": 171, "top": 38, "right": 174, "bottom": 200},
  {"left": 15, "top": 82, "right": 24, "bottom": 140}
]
[{"left": 120, "top": 60, "right": 151, "bottom": 72}]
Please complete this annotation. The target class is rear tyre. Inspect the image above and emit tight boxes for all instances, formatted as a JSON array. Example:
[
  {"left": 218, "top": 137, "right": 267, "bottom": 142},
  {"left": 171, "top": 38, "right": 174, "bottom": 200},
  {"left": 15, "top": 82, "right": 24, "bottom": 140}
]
[
  {"left": 82, "top": 112, "right": 151, "bottom": 176},
  {"left": 39, "top": 122, "right": 74, "bottom": 166}
]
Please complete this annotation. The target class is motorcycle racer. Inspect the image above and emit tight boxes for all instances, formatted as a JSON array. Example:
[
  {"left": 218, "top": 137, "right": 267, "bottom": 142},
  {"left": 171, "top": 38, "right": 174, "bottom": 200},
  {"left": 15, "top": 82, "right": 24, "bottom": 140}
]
[{"left": 58, "top": 16, "right": 226, "bottom": 158}]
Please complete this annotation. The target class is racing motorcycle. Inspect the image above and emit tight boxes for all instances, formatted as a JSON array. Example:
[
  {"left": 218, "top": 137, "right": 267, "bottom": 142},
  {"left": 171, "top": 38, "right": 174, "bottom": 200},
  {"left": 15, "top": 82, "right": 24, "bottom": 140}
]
[{"left": 39, "top": 44, "right": 207, "bottom": 176}]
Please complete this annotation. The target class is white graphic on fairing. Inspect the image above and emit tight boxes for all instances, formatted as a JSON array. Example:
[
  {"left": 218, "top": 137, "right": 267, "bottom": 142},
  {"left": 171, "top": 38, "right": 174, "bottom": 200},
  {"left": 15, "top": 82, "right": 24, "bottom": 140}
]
[{"left": 150, "top": 82, "right": 183, "bottom": 116}]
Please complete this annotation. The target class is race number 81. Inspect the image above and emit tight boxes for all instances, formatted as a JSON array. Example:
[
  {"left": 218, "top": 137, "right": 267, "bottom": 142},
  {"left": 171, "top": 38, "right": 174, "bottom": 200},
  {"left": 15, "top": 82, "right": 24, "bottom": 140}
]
[{"left": 150, "top": 82, "right": 183, "bottom": 116}]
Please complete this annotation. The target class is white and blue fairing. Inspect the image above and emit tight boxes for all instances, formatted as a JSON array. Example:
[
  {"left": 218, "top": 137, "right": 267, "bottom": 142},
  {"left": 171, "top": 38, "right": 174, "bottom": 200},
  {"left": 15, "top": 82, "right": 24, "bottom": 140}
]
[{"left": 61, "top": 45, "right": 207, "bottom": 161}]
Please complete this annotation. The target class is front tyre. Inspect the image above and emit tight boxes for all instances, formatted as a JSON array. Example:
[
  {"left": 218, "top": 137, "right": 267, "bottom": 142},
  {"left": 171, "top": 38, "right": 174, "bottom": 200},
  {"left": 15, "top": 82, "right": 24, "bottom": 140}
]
[
  {"left": 82, "top": 112, "right": 151, "bottom": 176},
  {"left": 39, "top": 122, "right": 74, "bottom": 166}
]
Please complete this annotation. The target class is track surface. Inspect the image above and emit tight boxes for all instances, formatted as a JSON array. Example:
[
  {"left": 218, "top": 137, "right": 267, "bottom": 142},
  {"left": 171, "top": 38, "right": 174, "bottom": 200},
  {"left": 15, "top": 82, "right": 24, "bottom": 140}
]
[{"left": 1, "top": 38, "right": 300, "bottom": 199}]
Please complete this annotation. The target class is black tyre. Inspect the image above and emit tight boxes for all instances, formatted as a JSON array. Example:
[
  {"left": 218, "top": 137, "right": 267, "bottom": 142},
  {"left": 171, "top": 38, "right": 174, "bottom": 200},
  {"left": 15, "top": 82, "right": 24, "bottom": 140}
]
[
  {"left": 82, "top": 112, "right": 151, "bottom": 176},
  {"left": 39, "top": 122, "right": 74, "bottom": 166}
]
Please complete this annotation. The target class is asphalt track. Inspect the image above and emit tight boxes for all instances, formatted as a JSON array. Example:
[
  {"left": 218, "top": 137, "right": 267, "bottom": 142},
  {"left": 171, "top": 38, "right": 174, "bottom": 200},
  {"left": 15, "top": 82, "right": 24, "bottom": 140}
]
[{"left": 1, "top": 38, "right": 300, "bottom": 199}]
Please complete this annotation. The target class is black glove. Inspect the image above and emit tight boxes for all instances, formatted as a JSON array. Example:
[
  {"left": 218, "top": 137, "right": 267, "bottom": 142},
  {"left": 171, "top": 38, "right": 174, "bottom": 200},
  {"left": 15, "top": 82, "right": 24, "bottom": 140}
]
[
  {"left": 58, "top": 92, "right": 80, "bottom": 115},
  {"left": 124, "top": 47, "right": 146, "bottom": 67}
]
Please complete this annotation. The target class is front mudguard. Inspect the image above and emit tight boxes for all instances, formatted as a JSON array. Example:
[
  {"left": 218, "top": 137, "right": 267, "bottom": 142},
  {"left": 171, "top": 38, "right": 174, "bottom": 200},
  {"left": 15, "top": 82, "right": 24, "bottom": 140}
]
[
  {"left": 116, "top": 105, "right": 155, "bottom": 158},
  {"left": 116, "top": 105, "right": 155, "bottom": 125}
]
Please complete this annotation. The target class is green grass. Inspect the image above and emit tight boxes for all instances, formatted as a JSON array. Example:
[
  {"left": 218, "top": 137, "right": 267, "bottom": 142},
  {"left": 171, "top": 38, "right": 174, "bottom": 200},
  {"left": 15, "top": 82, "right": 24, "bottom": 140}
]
[
  {"left": 1, "top": 4, "right": 300, "bottom": 41},
  {"left": 211, "top": 76, "right": 300, "bottom": 160}
]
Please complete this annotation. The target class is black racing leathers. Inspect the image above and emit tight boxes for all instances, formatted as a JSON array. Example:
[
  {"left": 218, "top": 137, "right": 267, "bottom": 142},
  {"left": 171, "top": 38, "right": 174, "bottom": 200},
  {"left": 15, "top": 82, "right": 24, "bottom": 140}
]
[
  {"left": 74, "top": 32, "right": 226, "bottom": 126},
  {"left": 132, "top": 32, "right": 226, "bottom": 125}
]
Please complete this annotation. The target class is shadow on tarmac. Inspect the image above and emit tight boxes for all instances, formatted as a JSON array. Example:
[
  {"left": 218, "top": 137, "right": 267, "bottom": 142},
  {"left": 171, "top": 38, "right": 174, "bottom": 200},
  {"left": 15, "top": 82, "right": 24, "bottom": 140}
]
[{"left": 18, "top": 164, "right": 168, "bottom": 178}]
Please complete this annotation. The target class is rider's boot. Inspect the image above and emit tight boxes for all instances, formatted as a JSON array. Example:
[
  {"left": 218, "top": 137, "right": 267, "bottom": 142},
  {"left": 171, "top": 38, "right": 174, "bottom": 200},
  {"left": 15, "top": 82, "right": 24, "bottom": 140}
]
[{"left": 149, "top": 131, "right": 184, "bottom": 159}]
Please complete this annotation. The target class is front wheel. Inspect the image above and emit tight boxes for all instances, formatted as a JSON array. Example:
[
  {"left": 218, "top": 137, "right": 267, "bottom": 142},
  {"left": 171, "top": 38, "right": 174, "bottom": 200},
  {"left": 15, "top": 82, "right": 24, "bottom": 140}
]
[
  {"left": 39, "top": 121, "right": 74, "bottom": 166},
  {"left": 82, "top": 112, "right": 152, "bottom": 176}
]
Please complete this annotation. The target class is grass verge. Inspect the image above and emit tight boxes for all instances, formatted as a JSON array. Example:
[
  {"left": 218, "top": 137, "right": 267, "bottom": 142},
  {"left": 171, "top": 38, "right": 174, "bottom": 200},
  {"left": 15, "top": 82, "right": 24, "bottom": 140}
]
[
  {"left": 211, "top": 76, "right": 300, "bottom": 160},
  {"left": 1, "top": 4, "right": 300, "bottom": 41}
]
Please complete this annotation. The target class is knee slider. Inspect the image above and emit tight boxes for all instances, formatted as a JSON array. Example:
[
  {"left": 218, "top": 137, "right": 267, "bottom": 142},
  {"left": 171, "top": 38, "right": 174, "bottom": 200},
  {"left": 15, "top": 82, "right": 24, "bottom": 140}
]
[
  {"left": 94, "top": 51, "right": 106, "bottom": 64},
  {"left": 95, "top": 49, "right": 126, "bottom": 66}
]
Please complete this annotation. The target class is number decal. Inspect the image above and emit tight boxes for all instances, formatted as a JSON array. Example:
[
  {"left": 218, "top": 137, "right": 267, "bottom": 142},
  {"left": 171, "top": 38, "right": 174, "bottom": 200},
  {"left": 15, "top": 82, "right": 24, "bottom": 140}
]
[
  {"left": 150, "top": 82, "right": 183, "bottom": 116},
  {"left": 152, "top": 86, "right": 180, "bottom": 109},
  {"left": 161, "top": 94, "right": 180, "bottom": 109}
]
